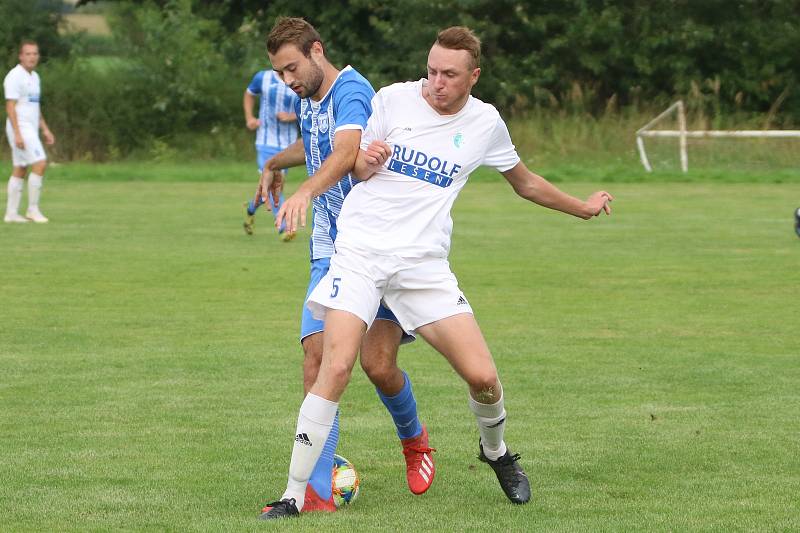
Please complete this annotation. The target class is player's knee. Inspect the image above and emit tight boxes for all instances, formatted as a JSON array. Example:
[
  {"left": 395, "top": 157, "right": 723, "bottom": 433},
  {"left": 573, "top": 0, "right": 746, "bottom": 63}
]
[
  {"left": 468, "top": 372, "right": 500, "bottom": 400},
  {"left": 360, "top": 344, "right": 394, "bottom": 379},
  {"left": 325, "top": 359, "right": 354, "bottom": 386}
]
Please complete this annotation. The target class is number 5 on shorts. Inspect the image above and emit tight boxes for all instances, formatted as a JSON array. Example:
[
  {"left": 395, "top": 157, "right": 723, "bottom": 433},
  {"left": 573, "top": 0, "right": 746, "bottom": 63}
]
[{"left": 331, "top": 277, "right": 341, "bottom": 298}]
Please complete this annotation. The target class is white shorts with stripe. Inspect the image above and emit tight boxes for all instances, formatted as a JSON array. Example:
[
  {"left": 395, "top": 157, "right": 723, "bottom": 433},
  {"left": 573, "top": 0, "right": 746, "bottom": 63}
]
[{"left": 306, "top": 247, "right": 473, "bottom": 334}]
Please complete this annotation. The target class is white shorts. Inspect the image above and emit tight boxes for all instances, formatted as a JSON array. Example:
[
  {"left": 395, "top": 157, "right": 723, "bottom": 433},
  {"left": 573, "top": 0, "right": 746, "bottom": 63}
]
[
  {"left": 307, "top": 247, "right": 473, "bottom": 334},
  {"left": 6, "top": 122, "right": 46, "bottom": 167}
]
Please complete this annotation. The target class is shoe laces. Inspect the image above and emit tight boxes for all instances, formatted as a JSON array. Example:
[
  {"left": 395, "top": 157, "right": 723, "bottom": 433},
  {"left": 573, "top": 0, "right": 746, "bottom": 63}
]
[
  {"left": 403, "top": 444, "right": 436, "bottom": 471},
  {"left": 262, "top": 497, "right": 296, "bottom": 513}
]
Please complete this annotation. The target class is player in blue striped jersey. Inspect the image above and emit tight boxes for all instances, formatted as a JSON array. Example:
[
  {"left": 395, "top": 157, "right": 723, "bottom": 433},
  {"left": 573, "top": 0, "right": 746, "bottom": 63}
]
[
  {"left": 242, "top": 69, "right": 298, "bottom": 239},
  {"left": 255, "top": 18, "right": 435, "bottom": 518}
]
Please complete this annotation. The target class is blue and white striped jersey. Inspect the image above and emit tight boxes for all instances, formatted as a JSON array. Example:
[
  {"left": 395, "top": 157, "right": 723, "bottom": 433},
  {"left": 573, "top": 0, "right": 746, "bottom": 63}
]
[
  {"left": 247, "top": 70, "right": 298, "bottom": 149},
  {"left": 295, "top": 66, "right": 374, "bottom": 260}
]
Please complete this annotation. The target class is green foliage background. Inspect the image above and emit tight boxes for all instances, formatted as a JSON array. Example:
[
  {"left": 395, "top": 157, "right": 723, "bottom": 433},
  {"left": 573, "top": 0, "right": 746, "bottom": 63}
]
[{"left": 1, "top": 0, "right": 798, "bottom": 160}]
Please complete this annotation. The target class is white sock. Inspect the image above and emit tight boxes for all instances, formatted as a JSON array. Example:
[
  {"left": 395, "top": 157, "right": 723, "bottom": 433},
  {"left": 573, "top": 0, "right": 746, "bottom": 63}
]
[
  {"left": 27, "top": 173, "right": 43, "bottom": 212},
  {"left": 6, "top": 176, "right": 24, "bottom": 216},
  {"left": 282, "top": 393, "right": 339, "bottom": 510},
  {"left": 469, "top": 388, "right": 508, "bottom": 461}
]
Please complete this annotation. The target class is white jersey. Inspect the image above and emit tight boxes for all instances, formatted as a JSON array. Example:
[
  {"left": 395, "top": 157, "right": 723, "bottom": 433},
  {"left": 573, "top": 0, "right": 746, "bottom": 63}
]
[
  {"left": 4, "top": 64, "right": 41, "bottom": 129},
  {"left": 335, "top": 80, "right": 520, "bottom": 259}
]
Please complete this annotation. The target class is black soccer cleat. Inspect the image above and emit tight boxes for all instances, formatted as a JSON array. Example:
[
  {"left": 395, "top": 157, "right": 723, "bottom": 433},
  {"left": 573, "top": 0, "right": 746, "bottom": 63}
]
[
  {"left": 258, "top": 498, "right": 299, "bottom": 520},
  {"left": 478, "top": 440, "right": 531, "bottom": 505},
  {"left": 794, "top": 207, "right": 800, "bottom": 238}
]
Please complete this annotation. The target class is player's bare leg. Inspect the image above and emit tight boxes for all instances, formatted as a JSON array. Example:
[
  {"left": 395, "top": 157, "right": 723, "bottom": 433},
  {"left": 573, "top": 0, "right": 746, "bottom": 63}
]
[
  {"left": 361, "top": 320, "right": 435, "bottom": 494},
  {"left": 417, "top": 313, "right": 531, "bottom": 504},
  {"left": 260, "top": 310, "right": 365, "bottom": 520}
]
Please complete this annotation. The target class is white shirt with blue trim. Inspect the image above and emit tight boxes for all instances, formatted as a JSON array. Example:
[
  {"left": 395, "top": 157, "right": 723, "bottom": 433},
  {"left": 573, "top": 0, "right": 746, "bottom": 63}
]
[
  {"left": 336, "top": 79, "right": 520, "bottom": 260},
  {"left": 4, "top": 64, "right": 41, "bottom": 129}
]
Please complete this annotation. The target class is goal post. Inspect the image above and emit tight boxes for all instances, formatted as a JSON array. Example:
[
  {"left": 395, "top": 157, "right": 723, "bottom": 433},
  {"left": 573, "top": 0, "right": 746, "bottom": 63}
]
[{"left": 636, "top": 100, "right": 800, "bottom": 172}]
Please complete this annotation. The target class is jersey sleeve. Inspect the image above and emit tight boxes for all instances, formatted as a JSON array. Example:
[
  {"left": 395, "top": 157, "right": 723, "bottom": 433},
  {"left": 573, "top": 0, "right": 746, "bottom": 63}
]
[
  {"left": 3, "top": 70, "right": 20, "bottom": 100},
  {"left": 333, "top": 79, "right": 374, "bottom": 134},
  {"left": 360, "top": 90, "right": 388, "bottom": 149},
  {"left": 246, "top": 71, "right": 264, "bottom": 95},
  {"left": 482, "top": 116, "right": 521, "bottom": 172}
]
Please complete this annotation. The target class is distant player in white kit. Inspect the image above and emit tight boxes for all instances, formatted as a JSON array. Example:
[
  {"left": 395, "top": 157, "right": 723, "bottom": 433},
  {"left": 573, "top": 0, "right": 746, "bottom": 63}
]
[
  {"left": 4, "top": 40, "right": 55, "bottom": 224},
  {"left": 260, "top": 26, "right": 613, "bottom": 519},
  {"left": 241, "top": 68, "right": 298, "bottom": 238}
]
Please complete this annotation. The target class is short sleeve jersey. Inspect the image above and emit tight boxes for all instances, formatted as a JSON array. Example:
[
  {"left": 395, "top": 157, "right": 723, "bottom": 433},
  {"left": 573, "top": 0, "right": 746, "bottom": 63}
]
[
  {"left": 246, "top": 70, "right": 298, "bottom": 149},
  {"left": 294, "top": 66, "right": 374, "bottom": 260},
  {"left": 335, "top": 79, "right": 520, "bottom": 259},
  {"left": 4, "top": 64, "right": 41, "bottom": 128}
]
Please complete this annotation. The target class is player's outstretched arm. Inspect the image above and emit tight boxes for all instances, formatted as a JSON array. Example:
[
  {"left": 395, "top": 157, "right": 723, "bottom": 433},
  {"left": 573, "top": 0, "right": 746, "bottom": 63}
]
[
  {"left": 501, "top": 161, "right": 613, "bottom": 219},
  {"left": 275, "top": 129, "right": 362, "bottom": 234},
  {"left": 353, "top": 140, "right": 391, "bottom": 181}
]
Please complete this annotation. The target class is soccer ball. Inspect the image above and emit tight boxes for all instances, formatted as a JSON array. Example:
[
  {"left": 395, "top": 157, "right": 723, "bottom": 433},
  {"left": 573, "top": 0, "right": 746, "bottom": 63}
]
[{"left": 332, "top": 454, "right": 360, "bottom": 507}]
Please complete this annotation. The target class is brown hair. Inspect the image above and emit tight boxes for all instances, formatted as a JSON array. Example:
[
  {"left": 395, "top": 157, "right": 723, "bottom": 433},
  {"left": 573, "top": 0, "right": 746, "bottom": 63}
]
[
  {"left": 267, "top": 17, "right": 323, "bottom": 57},
  {"left": 19, "top": 40, "right": 38, "bottom": 53},
  {"left": 435, "top": 26, "right": 481, "bottom": 69}
]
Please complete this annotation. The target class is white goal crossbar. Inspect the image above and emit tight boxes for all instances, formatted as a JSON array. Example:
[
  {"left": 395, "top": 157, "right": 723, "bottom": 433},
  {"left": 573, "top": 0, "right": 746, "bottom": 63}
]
[{"left": 636, "top": 100, "right": 800, "bottom": 172}]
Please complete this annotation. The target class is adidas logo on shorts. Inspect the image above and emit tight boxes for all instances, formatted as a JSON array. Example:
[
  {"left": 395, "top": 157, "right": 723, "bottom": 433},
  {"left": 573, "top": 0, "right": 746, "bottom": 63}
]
[
  {"left": 457, "top": 295, "right": 468, "bottom": 306},
  {"left": 295, "top": 433, "right": 312, "bottom": 446}
]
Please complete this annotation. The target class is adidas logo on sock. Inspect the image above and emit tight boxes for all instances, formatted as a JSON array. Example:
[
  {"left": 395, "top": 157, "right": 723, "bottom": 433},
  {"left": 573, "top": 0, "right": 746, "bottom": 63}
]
[
  {"left": 295, "top": 433, "right": 312, "bottom": 446},
  {"left": 457, "top": 295, "right": 468, "bottom": 305}
]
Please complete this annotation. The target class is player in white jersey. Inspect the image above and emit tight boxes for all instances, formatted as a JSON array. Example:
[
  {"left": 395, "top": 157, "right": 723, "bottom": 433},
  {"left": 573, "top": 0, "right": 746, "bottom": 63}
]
[
  {"left": 261, "top": 27, "right": 613, "bottom": 518},
  {"left": 241, "top": 69, "right": 298, "bottom": 239},
  {"left": 254, "top": 18, "right": 435, "bottom": 519},
  {"left": 4, "top": 40, "right": 55, "bottom": 224}
]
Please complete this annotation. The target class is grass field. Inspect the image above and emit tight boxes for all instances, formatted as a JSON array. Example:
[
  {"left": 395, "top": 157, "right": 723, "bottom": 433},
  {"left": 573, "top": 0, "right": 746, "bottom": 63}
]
[{"left": 1, "top": 170, "right": 799, "bottom": 531}]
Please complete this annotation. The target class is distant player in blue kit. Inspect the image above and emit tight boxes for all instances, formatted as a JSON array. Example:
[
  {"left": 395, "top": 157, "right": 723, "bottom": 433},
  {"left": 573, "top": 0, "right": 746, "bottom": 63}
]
[
  {"left": 254, "top": 18, "right": 436, "bottom": 517},
  {"left": 241, "top": 68, "right": 298, "bottom": 239}
]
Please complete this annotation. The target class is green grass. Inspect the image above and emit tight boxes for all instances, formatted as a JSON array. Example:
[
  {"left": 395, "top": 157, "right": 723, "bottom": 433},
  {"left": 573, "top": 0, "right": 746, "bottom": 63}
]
[{"left": 1, "top": 176, "right": 799, "bottom": 531}]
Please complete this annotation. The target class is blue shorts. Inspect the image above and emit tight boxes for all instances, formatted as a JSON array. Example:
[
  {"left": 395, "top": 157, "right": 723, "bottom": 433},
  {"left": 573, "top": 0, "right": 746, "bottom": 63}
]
[
  {"left": 256, "top": 145, "right": 288, "bottom": 175},
  {"left": 300, "top": 257, "right": 414, "bottom": 344}
]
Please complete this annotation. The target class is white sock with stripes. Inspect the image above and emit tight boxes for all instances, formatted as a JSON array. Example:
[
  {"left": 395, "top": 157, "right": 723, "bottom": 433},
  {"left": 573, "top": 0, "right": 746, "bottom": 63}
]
[
  {"left": 469, "top": 389, "right": 507, "bottom": 461},
  {"left": 282, "top": 393, "right": 339, "bottom": 510}
]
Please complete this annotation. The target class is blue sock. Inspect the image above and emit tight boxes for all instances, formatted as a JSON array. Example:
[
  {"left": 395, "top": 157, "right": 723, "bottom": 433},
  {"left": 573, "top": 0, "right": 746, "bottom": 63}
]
[
  {"left": 308, "top": 410, "right": 338, "bottom": 500},
  {"left": 247, "top": 196, "right": 264, "bottom": 216},
  {"left": 377, "top": 371, "right": 422, "bottom": 440}
]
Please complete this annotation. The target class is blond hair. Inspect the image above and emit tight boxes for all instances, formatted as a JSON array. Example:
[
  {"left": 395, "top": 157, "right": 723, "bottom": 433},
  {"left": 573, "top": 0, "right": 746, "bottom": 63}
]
[{"left": 435, "top": 26, "right": 481, "bottom": 69}]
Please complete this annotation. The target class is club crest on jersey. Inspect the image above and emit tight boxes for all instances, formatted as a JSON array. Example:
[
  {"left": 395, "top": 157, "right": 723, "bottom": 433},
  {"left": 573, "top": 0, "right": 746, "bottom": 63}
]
[
  {"left": 318, "top": 113, "right": 329, "bottom": 133},
  {"left": 453, "top": 132, "right": 464, "bottom": 148},
  {"left": 387, "top": 144, "right": 462, "bottom": 188}
]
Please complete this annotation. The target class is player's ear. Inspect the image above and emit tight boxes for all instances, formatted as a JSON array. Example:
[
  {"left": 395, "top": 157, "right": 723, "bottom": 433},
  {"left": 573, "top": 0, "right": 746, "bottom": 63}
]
[
  {"left": 310, "top": 41, "right": 324, "bottom": 59},
  {"left": 471, "top": 67, "right": 481, "bottom": 86}
]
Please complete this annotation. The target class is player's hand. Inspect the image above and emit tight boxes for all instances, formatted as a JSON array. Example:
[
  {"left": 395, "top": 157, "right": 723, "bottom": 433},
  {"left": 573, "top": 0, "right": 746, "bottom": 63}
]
[
  {"left": 269, "top": 169, "right": 284, "bottom": 208},
  {"left": 584, "top": 191, "right": 613, "bottom": 218},
  {"left": 43, "top": 129, "right": 55, "bottom": 145},
  {"left": 13, "top": 134, "right": 24, "bottom": 149},
  {"left": 255, "top": 165, "right": 275, "bottom": 207},
  {"left": 246, "top": 117, "right": 261, "bottom": 130},
  {"left": 276, "top": 111, "right": 295, "bottom": 123},
  {"left": 363, "top": 140, "right": 392, "bottom": 168},
  {"left": 275, "top": 184, "right": 312, "bottom": 234}
]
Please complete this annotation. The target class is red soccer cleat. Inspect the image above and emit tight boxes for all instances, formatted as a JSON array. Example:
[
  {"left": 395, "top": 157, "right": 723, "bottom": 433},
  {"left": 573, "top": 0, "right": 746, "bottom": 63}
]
[
  {"left": 301, "top": 484, "right": 337, "bottom": 512},
  {"left": 401, "top": 425, "right": 436, "bottom": 495}
]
